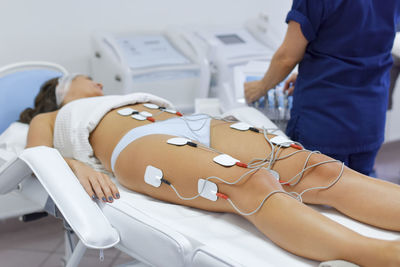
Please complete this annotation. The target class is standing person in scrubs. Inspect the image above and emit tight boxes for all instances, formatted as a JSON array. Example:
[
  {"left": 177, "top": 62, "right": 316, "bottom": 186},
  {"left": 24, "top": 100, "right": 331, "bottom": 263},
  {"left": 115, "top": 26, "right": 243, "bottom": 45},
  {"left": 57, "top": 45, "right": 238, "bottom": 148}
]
[{"left": 245, "top": 0, "right": 400, "bottom": 175}]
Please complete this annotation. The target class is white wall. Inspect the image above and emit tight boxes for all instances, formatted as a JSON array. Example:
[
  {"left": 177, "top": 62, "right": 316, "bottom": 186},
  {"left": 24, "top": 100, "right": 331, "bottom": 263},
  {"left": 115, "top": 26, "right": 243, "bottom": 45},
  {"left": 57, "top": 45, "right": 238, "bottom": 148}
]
[
  {"left": 0, "top": 0, "right": 291, "bottom": 73},
  {"left": 385, "top": 81, "right": 400, "bottom": 143}
]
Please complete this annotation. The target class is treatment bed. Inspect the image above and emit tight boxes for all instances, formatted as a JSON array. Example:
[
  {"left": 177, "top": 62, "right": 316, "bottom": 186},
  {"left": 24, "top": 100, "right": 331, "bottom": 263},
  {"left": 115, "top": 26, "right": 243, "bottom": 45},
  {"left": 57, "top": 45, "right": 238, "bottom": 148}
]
[{"left": 0, "top": 61, "right": 399, "bottom": 267}]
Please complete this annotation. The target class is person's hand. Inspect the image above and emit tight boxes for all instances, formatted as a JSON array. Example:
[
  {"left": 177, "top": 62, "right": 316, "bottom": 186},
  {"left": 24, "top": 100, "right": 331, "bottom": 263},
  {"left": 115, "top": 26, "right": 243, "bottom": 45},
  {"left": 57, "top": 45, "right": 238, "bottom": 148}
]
[
  {"left": 244, "top": 80, "right": 267, "bottom": 104},
  {"left": 72, "top": 161, "right": 120, "bottom": 203},
  {"left": 283, "top": 73, "right": 298, "bottom": 96}
]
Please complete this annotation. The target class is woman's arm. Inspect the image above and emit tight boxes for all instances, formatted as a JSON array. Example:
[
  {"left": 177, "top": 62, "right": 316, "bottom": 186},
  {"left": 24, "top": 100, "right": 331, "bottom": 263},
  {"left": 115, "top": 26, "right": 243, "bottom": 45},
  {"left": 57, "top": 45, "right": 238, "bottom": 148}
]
[
  {"left": 244, "top": 21, "right": 308, "bottom": 103},
  {"left": 26, "top": 113, "right": 119, "bottom": 202},
  {"left": 26, "top": 113, "right": 55, "bottom": 148}
]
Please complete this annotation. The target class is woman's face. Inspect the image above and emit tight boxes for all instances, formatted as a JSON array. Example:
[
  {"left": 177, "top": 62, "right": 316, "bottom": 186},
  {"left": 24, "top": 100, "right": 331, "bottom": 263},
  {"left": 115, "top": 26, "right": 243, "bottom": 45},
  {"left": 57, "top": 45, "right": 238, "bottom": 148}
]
[{"left": 64, "top": 75, "right": 103, "bottom": 103}]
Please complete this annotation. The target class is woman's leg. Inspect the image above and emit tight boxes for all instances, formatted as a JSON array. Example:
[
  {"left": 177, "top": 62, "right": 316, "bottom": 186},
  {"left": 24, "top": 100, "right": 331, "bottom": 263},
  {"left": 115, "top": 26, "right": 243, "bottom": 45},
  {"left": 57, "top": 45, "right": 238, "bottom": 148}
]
[
  {"left": 113, "top": 134, "right": 400, "bottom": 266},
  {"left": 210, "top": 120, "right": 400, "bottom": 231}
]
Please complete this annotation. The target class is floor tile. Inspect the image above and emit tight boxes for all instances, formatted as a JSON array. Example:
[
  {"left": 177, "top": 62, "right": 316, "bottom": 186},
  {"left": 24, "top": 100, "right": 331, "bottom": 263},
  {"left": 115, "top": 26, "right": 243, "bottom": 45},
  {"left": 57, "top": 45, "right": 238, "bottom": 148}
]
[
  {"left": 86, "top": 247, "right": 121, "bottom": 258},
  {"left": 54, "top": 239, "right": 121, "bottom": 258},
  {"left": 0, "top": 217, "right": 63, "bottom": 252},
  {"left": 41, "top": 252, "right": 114, "bottom": 267},
  {"left": 0, "top": 249, "right": 50, "bottom": 267},
  {"left": 0, "top": 215, "right": 59, "bottom": 234},
  {"left": 46, "top": 250, "right": 136, "bottom": 267},
  {"left": 111, "top": 251, "right": 137, "bottom": 266}
]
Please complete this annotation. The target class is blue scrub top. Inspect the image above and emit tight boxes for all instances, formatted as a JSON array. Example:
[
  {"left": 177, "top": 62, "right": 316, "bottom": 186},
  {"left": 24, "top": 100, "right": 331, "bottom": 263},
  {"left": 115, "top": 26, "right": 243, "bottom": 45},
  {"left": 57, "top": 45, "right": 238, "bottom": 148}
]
[{"left": 285, "top": 0, "right": 400, "bottom": 154}]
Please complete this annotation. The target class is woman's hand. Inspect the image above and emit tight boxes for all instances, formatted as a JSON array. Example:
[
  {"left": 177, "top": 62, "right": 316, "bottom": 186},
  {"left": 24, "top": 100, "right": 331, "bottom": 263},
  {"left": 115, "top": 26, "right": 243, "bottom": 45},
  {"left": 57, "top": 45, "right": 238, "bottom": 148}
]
[
  {"left": 244, "top": 80, "right": 267, "bottom": 104},
  {"left": 68, "top": 159, "right": 120, "bottom": 203},
  {"left": 283, "top": 73, "right": 298, "bottom": 96}
]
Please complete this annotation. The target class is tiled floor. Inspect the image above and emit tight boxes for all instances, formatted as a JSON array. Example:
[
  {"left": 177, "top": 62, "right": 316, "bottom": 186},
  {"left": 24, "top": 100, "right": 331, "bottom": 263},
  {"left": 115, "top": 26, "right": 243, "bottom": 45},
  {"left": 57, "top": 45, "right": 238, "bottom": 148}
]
[
  {"left": 0, "top": 216, "right": 133, "bottom": 267},
  {"left": 0, "top": 141, "right": 399, "bottom": 267}
]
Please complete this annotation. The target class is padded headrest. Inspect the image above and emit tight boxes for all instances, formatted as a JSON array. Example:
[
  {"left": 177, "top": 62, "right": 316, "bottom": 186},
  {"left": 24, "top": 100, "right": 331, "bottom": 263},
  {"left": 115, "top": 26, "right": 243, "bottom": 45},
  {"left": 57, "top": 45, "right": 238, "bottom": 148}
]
[{"left": 0, "top": 69, "right": 62, "bottom": 133}]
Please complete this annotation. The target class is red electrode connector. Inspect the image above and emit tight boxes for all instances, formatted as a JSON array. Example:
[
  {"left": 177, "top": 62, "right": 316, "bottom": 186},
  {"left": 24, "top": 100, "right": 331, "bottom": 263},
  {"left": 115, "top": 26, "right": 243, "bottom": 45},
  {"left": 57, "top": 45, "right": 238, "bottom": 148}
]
[
  {"left": 290, "top": 144, "right": 303, "bottom": 150},
  {"left": 216, "top": 192, "right": 228, "bottom": 200},
  {"left": 280, "top": 180, "right": 290, "bottom": 186},
  {"left": 235, "top": 162, "right": 248, "bottom": 168}
]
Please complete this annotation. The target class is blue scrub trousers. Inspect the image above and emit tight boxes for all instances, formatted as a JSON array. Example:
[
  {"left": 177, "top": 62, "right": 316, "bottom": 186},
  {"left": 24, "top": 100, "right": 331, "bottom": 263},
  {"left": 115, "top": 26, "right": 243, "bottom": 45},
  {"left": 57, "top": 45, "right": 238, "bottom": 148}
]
[{"left": 326, "top": 149, "right": 379, "bottom": 176}]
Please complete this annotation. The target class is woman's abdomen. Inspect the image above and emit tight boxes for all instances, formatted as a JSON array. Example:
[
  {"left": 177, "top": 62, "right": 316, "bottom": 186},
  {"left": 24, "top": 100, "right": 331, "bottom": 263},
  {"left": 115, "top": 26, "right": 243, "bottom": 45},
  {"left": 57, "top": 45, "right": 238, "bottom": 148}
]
[{"left": 89, "top": 103, "right": 178, "bottom": 172}]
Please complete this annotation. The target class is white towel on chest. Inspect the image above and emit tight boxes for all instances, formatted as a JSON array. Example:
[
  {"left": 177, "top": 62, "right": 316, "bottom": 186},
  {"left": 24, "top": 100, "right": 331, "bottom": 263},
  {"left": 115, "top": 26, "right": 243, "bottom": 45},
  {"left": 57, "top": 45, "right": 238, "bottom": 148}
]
[{"left": 53, "top": 93, "right": 174, "bottom": 172}]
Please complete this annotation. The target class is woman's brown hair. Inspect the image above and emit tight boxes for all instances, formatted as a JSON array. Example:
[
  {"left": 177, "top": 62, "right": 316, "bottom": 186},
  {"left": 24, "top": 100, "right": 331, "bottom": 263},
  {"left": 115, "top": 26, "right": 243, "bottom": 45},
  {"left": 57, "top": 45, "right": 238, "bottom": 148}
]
[{"left": 19, "top": 77, "right": 59, "bottom": 124}]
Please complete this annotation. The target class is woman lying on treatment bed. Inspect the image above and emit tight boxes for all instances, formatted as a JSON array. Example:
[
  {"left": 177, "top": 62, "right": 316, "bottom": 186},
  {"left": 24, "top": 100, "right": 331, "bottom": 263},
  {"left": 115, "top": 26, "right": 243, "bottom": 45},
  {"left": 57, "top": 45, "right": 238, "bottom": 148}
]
[{"left": 20, "top": 74, "right": 400, "bottom": 266}]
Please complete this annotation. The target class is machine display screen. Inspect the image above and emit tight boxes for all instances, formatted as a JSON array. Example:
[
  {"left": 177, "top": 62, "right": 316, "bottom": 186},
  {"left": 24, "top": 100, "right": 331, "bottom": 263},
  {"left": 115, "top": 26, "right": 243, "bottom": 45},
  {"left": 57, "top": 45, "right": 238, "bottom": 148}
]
[{"left": 216, "top": 34, "right": 245, "bottom": 45}]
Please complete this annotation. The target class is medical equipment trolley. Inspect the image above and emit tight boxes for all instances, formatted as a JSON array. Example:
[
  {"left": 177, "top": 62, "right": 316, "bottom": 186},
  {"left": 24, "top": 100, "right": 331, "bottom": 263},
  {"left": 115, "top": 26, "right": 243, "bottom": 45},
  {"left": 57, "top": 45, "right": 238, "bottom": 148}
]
[
  {"left": 90, "top": 31, "right": 211, "bottom": 112},
  {"left": 179, "top": 17, "right": 276, "bottom": 111}
]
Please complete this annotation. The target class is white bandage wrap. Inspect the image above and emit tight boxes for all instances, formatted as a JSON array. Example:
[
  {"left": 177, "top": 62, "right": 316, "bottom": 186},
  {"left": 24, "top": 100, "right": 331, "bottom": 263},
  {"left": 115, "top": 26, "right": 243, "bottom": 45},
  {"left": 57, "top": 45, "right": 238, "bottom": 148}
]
[{"left": 55, "top": 73, "right": 80, "bottom": 107}]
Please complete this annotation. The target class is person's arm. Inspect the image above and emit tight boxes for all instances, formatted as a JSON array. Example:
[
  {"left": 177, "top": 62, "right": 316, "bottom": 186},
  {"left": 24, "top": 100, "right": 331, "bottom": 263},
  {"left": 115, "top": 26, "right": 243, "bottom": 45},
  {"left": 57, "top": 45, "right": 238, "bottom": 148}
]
[
  {"left": 244, "top": 21, "right": 308, "bottom": 103},
  {"left": 26, "top": 113, "right": 119, "bottom": 202},
  {"left": 26, "top": 113, "right": 55, "bottom": 148}
]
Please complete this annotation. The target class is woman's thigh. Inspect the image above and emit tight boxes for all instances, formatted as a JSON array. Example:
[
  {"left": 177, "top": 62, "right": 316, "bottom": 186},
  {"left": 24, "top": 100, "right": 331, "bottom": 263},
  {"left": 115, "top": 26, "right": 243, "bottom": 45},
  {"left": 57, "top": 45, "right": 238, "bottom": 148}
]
[
  {"left": 113, "top": 133, "right": 283, "bottom": 214},
  {"left": 209, "top": 120, "right": 349, "bottom": 204}
]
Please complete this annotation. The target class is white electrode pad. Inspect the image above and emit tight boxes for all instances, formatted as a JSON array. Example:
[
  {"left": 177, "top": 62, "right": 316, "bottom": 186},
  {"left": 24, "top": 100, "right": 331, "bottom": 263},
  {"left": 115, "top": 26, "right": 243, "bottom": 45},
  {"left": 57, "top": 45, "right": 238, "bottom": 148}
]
[
  {"left": 270, "top": 136, "right": 292, "bottom": 147},
  {"left": 167, "top": 137, "right": 190, "bottom": 146},
  {"left": 165, "top": 109, "right": 177, "bottom": 114},
  {"left": 268, "top": 170, "right": 280, "bottom": 181},
  {"left": 144, "top": 165, "right": 163, "bottom": 187},
  {"left": 198, "top": 179, "right": 218, "bottom": 201},
  {"left": 230, "top": 122, "right": 252, "bottom": 131},
  {"left": 132, "top": 114, "right": 146, "bottom": 121},
  {"left": 139, "top": 111, "right": 153, "bottom": 117},
  {"left": 143, "top": 103, "right": 159, "bottom": 109},
  {"left": 118, "top": 107, "right": 136, "bottom": 116},
  {"left": 213, "top": 154, "right": 239, "bottom": 167}
]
